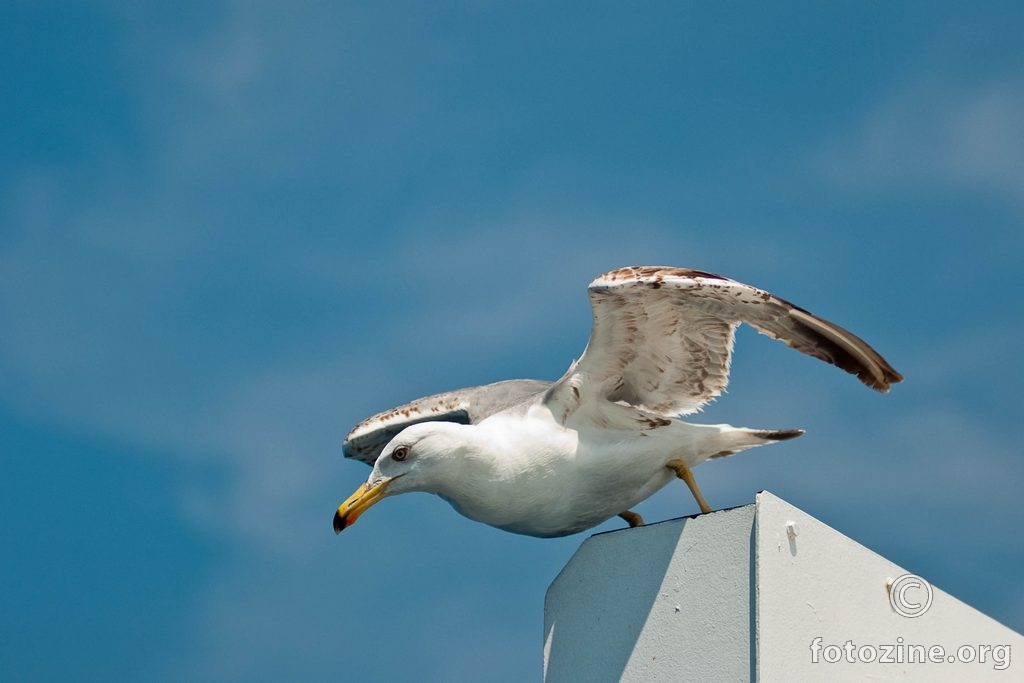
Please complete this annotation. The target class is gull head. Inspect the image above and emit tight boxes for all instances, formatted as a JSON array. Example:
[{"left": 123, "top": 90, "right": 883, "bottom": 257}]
[{"left": 333, "top": 421, "right": 469, "bottom": 533}]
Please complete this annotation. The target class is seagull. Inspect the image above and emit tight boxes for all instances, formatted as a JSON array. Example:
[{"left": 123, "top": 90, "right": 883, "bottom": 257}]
[{"left": 333, "top": 266, "right": 901, "bottom": 538}]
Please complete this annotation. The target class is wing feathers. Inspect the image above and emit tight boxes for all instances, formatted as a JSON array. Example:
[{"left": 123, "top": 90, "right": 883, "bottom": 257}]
[
  {"left": 343, "top": 379, "right": 551, "bottom": 465},
  {"left": 786, "top": 307, "right": 900, "bottom": 390},
  {"left": 545, "top": 266, "right": 902, "bottom": 421},
  {"left": 346, "top": 266, "right": 903, "bottom": 458}
]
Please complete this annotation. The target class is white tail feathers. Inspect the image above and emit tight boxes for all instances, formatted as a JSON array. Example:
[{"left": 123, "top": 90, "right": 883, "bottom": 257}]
[{"left": 704, "top": 427, "right": 805, "bottom": 461}]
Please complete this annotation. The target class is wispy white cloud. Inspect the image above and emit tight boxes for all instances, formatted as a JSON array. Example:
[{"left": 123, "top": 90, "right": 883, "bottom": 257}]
[
  {"left": 898, "top": 320, "right": 1022, "bottom": 390},
  {"left": 816, "top": 78, "right": 1024, "bottom": 205}
]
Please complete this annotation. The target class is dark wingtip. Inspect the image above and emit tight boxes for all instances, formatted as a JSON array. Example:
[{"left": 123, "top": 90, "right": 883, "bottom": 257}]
[
  {"left": 760, "top": 429, "right": 805, "bottom": 441},
  {"left": 861, "top": 365, "right": 904, "bottom": 393},
  {"left": 333, "top": 509, "right": 347, "bottom": 534}
]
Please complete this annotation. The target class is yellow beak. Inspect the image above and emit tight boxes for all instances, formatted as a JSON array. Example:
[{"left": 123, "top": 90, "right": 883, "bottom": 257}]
[{"left": 333, "top": 477, "right": 396, "bottom": 534}]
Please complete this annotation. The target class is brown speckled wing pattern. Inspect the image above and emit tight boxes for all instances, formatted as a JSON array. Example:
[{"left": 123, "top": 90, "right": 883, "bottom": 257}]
[{"left": 545, "top": 266, "right": 902, "bottom": 422}]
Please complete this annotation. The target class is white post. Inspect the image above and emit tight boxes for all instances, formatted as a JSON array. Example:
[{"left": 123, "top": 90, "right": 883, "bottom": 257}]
[{"left": 544, "top": 491, "right": 1021, "bottom": 682}]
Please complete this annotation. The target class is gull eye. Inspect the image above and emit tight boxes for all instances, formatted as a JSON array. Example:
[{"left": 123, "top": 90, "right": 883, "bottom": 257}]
[{"left": 391, "top": 445, "right": 410, "bottom": 462}]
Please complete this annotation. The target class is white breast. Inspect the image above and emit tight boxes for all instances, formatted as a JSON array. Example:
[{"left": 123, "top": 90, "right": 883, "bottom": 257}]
[{"left": 439, "top": 406, "right": 677, "bottom": 537}]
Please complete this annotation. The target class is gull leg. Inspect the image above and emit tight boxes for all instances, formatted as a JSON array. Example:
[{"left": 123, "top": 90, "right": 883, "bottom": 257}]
[
  {"left": 618, "top": 510, "right": 645, "bottom": 528},
  {"left": 666, "top": 459, "right": 713, "bottom": 514}
]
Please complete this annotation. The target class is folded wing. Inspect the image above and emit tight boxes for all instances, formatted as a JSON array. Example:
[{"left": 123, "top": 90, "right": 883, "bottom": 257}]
[{"left": 343, "top": 379, "right": 552, "bottom": 465}]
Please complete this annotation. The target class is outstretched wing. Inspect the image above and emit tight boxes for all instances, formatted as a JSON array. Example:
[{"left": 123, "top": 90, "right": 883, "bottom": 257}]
[
  {"left": 545, "top": 266, "right": 902, "bottom": 421},
  {"left": 343, "top": 379, "right": 551, "bottom": 465}
]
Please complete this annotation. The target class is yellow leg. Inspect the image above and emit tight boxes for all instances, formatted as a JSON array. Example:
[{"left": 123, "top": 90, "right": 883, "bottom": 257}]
[
  {"left": 666, "top": 459, "right": 713, "bottom": 514},
  {"left": 618, "top": 510, "right": 645, "bottom": 527}
]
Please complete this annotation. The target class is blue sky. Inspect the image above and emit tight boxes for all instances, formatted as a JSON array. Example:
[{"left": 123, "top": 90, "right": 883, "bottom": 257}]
[{"left": 2, "top": 2, "right": 1022, "bottom": 681}]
